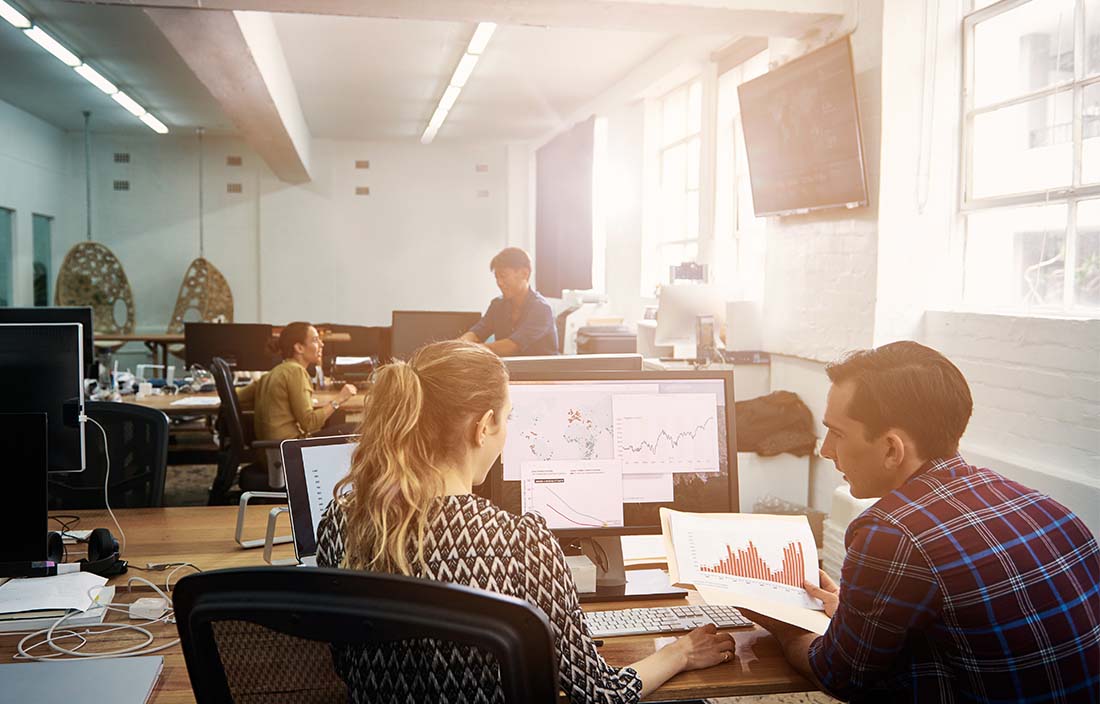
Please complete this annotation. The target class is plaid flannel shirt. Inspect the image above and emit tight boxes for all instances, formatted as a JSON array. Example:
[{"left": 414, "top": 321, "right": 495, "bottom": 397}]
[{"left": 808, "top": 454, "right": 1100, "bottom": 703}]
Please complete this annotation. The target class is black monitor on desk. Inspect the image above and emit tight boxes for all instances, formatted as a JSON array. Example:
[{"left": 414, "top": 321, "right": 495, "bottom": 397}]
[
  {"left": 491, "top": 369, "right": 737, "bottom": 601},
  {"left": 390, "top": 310, "right": 482, "bottom": 360},
  {"left": 185, "top": 322, "right": 277, "bottom": 371},
  {"left": 0, "top": 323, "right": 87, "bottom": 472},
  {"left": 0, "top": 307, "right": 95, "bottom": 379}
]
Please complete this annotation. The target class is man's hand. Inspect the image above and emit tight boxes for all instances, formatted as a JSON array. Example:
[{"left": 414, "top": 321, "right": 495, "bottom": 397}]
[{"left": 804, "top": 569, "right": 839, "bottom": 618}]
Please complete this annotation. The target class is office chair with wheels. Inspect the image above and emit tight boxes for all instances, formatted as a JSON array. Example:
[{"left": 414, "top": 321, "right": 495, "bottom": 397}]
[
  {"left": 173, "top": 567, "right": 558, "bottom": 704},
  {"left": 208, "top": 356, "right": 282, "bottom": 505},
  {"left": 48, "top": 401, "right": 169, "bottom": 509}
]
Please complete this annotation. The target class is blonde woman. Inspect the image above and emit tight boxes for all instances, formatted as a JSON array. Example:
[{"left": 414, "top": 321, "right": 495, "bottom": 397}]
[{"left": 317, "top": 340, "right": 734, "bottom": 703}]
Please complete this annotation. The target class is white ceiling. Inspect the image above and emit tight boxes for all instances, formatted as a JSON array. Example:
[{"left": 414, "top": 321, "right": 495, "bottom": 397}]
[
  {"left": 0, "top": 0, "right": 233, "bottom": 134},
  {"left": 272, "top": 14, "right": 683, "bottom": 141}
]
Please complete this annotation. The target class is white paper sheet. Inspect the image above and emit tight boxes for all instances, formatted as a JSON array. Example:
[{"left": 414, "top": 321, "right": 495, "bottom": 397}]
[
  {"left": 0, "top": 572, "right": 108, "bottom": 615},
  {"left": 169, "top": 396, "right": 220, "bottom": 407},
  {"left": 622, "top": 473, "right": 674, "bottom": 503}
]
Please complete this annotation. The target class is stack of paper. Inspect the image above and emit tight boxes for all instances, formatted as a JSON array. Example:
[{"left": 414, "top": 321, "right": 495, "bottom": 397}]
[{"left": 0, "top": 572, "right": 113, "bottom": 633}]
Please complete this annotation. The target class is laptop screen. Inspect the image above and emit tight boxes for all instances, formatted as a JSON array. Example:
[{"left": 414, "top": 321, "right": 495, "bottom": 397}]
[{"left": 281, "top": 435, "right": 357, "bottom": 562}]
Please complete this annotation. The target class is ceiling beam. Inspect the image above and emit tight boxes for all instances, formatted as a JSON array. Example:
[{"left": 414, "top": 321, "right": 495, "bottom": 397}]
[
  {"left": 143, "top": 7, "right": 312, "bottom": 183},
  {"left": 69, "top": 0, "right": 842, "bottom": 38}
]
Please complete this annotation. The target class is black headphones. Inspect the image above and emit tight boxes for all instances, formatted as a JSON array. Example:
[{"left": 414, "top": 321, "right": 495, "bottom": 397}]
[{"left": 50, "top": 528, "right": 128, "bottom": 577}]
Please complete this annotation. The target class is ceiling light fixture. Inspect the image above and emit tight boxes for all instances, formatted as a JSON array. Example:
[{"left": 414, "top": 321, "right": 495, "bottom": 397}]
[
  {"left": 74, "top": 64, "right": 117, "bottom": 95},
  {"left": 23, "top": 26, "right": 80, "bottom": 67},
  {"left": 0, "top": 0, "right": 30, "bottom": 28},
  {"left": 420, "top": 22, "right": 497, "bottom": 145},
  {"left": 140, "top": 113, "right": 168, "bottom": 134},
  {"left": 111, "top": 90, "right": 146, "bottom": 117}
]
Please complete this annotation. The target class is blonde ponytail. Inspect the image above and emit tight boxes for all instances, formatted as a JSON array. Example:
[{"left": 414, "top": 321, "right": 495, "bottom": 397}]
[{"left": 334, "top": 341, "right": 507, "bottom": 575}]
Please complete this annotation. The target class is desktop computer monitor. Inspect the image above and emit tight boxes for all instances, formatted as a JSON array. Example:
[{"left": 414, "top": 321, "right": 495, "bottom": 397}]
[
  {"left": 185, "top": 322, "right": 277, "bottom": 371},
  {"left": 490, "top": 369, "right": 737, "bottom": 600},
  {"left": 0, "top": 412, "right": 50, "bottom": 577},
  {"left": 654, "top": 284, "right": 726, "bottom": 352},
  {"left": 390, "top": 310, "right": 482, "bottom": 360},
  {"left": 0, "top": 323, "right": 87, "bottom": 472},
  {"left": 0, "top": 307, "right": 96, "bottom": 379},
  {"left": 501, "top": 353, "right": 643, "bottom": 374}
]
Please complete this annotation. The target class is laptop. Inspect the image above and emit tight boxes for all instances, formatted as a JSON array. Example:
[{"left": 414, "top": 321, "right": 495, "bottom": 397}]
[{"left": 280, "top": 435, "right": 357, "bottom": 567}]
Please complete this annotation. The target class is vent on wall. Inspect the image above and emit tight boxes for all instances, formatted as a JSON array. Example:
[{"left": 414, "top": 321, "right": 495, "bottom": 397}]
[
  {"left": 355, "top": 160, "right": 370, "bottom": 169},
  {"left": 355, "top": 186, "right": 370, "bottom": 196},
  {"left": 226, "top": 155, "right": 242, "bottom": 166},
  {"left": 113, "top": 152, "right": 130, "bottom": 164},
  {"left": 227, "top": 183, "right": 243, "bottom": 194},
  {"left": 113, "top": 180, "right": 130, "bottom": 191}
]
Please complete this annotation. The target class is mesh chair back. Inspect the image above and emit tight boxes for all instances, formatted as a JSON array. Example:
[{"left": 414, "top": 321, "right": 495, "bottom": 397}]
[
  {"left": 48, "top": 401, "right": 169, "bottom": 508},
  {"left": 173, "top": 567, "right": 558, "bottom": 704},
  {"left": 209, "top": 357, "right": 247, "bottom": 502}
]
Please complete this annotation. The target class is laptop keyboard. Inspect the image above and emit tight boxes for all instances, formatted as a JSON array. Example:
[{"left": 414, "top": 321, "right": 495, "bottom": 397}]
[{"left": 585, "top": 604, "right": 754, "bottom": 638}]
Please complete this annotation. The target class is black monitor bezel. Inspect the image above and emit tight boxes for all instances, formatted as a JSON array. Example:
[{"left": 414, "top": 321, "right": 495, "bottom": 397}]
[{"left": 490, "top": 368, "right": 738, "bottom": 538}]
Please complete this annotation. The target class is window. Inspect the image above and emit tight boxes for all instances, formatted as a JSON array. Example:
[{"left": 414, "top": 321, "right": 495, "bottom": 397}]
[
  {"left": 962, "top": 0, "right": 1100, "bottom": 313},
  {"left": 714, "top": 51, "right": 769, "bottom": 302},
  {"left": 0, "top": 208, "right": 12, "bottom": 307},
  {"left": 644, "top": 79, "right": 703, "bottom": 294},
  {"left": 33, "top": 214, "right": 52, "bottom": 307}
]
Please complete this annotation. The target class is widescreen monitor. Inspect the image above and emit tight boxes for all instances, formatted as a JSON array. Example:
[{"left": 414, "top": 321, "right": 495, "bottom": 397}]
[
  {"left": 0, "top": 413, "right": 49, "bottom": 577},
  {"left": 0, "top": 323, "right": 86, "bottom": 472},
  {"left": 390, "top": 310, "right": 482, "bottom": 360},
  {"left": 185, "top": 322, "right": 277, "bottom": 371},
  {"left": 492, "top": 369, "right": 737, "bottom": 538},
  {"left": 0, "top": 307, "right": 95, "bottom": 379}
]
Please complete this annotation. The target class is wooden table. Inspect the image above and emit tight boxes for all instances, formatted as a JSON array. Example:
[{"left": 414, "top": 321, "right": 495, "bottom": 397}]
[
  {"left": 0, "top": 508, "right": 813, "bottom": 702},
  {"left": 97, "top": 333, "right": 186, "bottom": 371},
  {"left": 126, "top": 389, "right": 366, "bottom": 418}
]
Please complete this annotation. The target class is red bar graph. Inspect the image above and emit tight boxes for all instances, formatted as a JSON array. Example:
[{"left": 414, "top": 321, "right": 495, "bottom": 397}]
[{"left": 699, "top": 540, "right": 806, "bottom": 588}]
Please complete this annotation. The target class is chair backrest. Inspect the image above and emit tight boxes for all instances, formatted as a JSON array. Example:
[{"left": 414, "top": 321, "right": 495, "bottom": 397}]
[
  {"left": 168, "top": 257, "right": 234, "bottom": 336},
  {"left": 48, "top": 401, "right": 169, "bottom": 508},
  {"left": 173, "top": 567, "right": 558, "bottom": 704},
  {"left": 54, "top": 242, "right": 135, "bottom": 336},
  {"left": 211, "top": 357, "right": 247, "bottom": 455}
]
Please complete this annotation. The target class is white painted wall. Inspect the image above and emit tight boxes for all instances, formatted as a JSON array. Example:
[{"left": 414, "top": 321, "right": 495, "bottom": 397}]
[{"left": 0, "top": 100, "right": 73, "bottom": 306}]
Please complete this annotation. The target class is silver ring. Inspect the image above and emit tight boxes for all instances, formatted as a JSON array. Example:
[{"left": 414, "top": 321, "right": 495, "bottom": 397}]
[{"left": 722, "top": 651, "right": 731, "bottom": 663}]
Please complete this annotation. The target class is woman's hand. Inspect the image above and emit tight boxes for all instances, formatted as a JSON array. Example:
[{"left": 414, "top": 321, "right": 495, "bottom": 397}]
[
  {"left": 338, "top": 383, "right": 358, "bottom": 403},
  {"left": 665, "top": 624, "right": 736, "bottom": 671},
  {"left": 803, "top": 569, "right": 839, "bottom": 618}
]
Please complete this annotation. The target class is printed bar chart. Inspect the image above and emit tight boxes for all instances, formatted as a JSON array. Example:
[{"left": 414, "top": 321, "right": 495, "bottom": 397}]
[{"left": 700, "top": 540, "right": 806, "bottom": 588}]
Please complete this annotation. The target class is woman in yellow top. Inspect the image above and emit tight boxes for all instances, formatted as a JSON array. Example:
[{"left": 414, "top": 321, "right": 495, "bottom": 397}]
[{"left": 237, "top": 321, "right": 357, "bottom": 442}]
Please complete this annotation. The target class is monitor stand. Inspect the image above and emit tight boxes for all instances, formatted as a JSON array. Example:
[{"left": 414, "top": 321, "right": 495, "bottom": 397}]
[{"left": 576, "top": 536, "right": 687, "bottom": 604}]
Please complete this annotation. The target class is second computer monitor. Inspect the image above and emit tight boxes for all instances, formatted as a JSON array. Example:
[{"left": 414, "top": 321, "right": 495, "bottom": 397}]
[
  {"left": 492, "top": 369, "right": 737, "bottom": 538},
  {"left": 655, "top": 284, "right": 726, "bottom": 348},
  {"left": 185, "top": 322, "right": 277, "bottom": 371},
  {"left": 0, "top": 307, "right": 95, "bottom": 379},
  {"left": 390, "top": 310, "right": 482, "bottom": 360}
]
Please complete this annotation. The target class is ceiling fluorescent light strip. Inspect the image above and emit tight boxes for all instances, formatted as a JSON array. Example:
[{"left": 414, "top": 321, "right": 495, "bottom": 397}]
[
  {"left": 0, "top": 0, "right": 30, "bottom": 28},
  {"left": 74, "top": 64, "right": 117, "bottom": 95},
  {"left": 111, "top": 91, "right": 146, "bottom": 117},
  {"left": 421, "top": 22, "right": 496, "bottom": 145},
  {"left": 24, "top": 26, "right": 80, "bottom": 66}
]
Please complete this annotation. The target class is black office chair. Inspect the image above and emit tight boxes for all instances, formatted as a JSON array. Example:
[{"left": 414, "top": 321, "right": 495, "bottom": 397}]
[
  {"left": 173, "top": 567, "right": 558, "bottom": 704},
  {"left": 208, "top": 356, "right": 281, "bottom": 505},
  {"left": 49, "top": 401, "right": 169, "bottom": 509}
]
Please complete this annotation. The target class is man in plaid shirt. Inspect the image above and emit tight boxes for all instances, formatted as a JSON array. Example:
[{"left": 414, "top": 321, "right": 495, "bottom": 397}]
[{"left": 752, "top": 342, "right": 1100, "bottom": 702}]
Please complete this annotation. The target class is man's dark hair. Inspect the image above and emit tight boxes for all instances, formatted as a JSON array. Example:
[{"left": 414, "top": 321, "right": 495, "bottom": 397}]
[
  {"left": 489, "top": 247, "right": 532, "bottom": 273},
  {"left": 826, "top": 341, "right": 973, "bottom": 460}
]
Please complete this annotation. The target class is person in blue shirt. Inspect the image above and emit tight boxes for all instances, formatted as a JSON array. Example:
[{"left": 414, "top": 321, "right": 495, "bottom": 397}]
[{"left": 460, "top": 247, "right": 559, "bottom": 356}]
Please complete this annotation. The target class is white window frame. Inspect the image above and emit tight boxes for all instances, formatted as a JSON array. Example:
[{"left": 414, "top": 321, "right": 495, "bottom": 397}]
[{"left": 961, "top": 0, "right": 1100, "bottom": 312}]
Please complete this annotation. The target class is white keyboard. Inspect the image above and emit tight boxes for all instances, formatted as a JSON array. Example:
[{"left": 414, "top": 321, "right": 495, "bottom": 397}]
[{"left": 585, "top": 604, "right": 754, "bottom": 638}]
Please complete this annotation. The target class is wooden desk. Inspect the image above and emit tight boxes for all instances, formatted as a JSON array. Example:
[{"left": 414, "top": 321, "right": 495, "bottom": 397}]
[
  {"left": 0, "top": 508, "right": 812, "bottom": 702},
  {"left": 125, "top": 389, "right": 366, "bottom": 418},
  {"left": 97, "top": 333, "right": 186, "bottom": 370}
]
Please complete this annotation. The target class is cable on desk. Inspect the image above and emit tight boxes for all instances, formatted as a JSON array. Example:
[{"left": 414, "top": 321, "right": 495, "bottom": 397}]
[{"left": 86, "top": 417, "right": 126, "bottom": 557}]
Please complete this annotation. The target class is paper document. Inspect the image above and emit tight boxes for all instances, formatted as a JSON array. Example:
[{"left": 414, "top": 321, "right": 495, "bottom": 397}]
[
  {"left": 660, "top": 508, "right": 831, "bottom": 635},
  {"left": 335, "top": 356, "right": 373, "bottom": 366},
  {"left": 170, "top": 396, "right": 220, "bottom": 407},
  {"left": 0, "top": 572, "right": 108, "bottom": 615}
]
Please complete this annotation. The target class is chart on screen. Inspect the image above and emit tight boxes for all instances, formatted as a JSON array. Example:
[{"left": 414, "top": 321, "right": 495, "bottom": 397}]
[
  {"left": 521, "top": 459, "right": 624, "bottom": 530},
  {"left": 612, "top": 393, "right": 720, "bottom": 474}
]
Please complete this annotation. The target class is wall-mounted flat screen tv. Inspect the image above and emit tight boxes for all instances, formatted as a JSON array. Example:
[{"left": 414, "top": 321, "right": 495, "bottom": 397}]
[{"left": 737, "top": 37, "right": 868, "bottom": 217}]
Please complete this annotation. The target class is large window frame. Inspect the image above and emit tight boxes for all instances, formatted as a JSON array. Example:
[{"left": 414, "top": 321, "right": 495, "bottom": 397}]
[{"left": 961, "top": 0, "right": 1100, "bottom": 313}]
